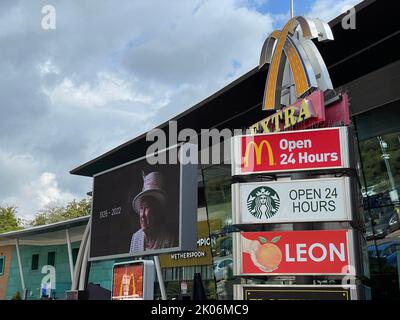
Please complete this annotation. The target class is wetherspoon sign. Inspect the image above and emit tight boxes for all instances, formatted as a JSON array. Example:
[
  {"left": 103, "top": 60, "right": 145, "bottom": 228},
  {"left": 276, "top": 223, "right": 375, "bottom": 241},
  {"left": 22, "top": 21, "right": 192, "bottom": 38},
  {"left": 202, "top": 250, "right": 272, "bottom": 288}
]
[
  {"left": 233, "top": 230, "right": 355, "bottom": 276},
  {"left": 231, "top": 127, "right": 350, "bottom": 176}
]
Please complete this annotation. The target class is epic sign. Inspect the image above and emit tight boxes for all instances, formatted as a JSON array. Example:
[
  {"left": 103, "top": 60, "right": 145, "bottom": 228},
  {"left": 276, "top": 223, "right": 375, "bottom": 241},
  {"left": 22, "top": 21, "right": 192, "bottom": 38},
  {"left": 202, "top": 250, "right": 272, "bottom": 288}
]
[
  {"left": 231, "top": 126, "right": 349, "bottom": 176},
  {"left": 233, "top": 230, "right": 355, "bottom": 276},
  {"left": 232, "top": 177, "right": 354, "bottom": 225}
]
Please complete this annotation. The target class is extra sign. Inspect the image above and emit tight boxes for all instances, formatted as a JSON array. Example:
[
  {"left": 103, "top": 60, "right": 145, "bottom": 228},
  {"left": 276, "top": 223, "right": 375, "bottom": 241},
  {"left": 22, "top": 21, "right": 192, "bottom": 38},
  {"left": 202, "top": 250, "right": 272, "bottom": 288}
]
[
  {"left": 233, "top": 230, "right": 355, "bottom": 276},
  {"left": 232, "top": 177, "right": 354, "bottom": 225},
  {"left": 231, "top": 126, "right": 350, "bottom": 176}
]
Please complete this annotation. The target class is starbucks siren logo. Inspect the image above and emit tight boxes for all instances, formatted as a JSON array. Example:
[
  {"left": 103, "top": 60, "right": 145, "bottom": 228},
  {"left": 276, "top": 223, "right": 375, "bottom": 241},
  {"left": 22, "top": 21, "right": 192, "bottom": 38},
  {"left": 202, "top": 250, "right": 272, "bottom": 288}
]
[{"left": 247, "top": 187, "right": 280, "bottom": 220}]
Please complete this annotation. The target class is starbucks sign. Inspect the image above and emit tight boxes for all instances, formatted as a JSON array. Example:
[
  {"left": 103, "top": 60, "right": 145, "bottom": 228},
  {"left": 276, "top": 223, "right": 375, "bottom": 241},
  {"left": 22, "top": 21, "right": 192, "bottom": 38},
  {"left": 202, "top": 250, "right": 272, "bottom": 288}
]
[
  {"left": 232, "top": 177, "right": 355, "bottom": 224},
  {"left": 247, "top": 187, "right": 280, "bottom": 220}
]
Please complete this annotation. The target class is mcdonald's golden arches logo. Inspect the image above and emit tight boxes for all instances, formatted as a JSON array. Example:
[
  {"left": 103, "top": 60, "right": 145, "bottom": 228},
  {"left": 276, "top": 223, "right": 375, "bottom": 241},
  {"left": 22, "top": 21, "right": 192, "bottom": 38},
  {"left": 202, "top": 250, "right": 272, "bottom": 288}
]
[
  {"left": 119, "top": 272, "right": 137, "bottom": 297},
  {"left": 243, "top": 140, "right": 275, "bottom": 168},
  {"left": 260, "top": 17, "right": 334, "bottom": 110}
]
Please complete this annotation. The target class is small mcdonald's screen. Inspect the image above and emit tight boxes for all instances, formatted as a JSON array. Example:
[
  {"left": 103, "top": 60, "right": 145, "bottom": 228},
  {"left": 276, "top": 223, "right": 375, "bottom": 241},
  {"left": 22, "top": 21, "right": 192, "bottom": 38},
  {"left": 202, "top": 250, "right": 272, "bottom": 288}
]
[{"left": 112, "top": 262, "right": 144, "bottom": 300}]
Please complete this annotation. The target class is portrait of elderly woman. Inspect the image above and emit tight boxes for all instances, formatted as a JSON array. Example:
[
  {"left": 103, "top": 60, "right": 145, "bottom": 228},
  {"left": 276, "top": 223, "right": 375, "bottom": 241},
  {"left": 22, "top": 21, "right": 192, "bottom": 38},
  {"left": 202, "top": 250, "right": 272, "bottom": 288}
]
[{"left": 129, "top": 171, "right": 175, "bottom": 253}]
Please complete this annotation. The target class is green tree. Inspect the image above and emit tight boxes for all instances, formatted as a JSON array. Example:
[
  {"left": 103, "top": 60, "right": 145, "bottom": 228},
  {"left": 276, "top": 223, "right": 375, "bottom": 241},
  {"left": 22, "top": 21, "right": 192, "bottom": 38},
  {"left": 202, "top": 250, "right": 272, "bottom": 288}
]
[
  {"left": 0, "top": 206, "right": 23, "bottom": 234},
  {"left": 30, "top": 198, "right": 91, "bottom": 227}
]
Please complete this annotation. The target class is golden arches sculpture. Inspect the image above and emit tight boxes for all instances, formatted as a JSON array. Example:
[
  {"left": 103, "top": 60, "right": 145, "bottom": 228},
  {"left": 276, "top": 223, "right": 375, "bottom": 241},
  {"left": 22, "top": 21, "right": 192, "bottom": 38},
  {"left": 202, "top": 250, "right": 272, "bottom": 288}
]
[{"left": 259, "top": 17, "right": 334, "bottom": 110}]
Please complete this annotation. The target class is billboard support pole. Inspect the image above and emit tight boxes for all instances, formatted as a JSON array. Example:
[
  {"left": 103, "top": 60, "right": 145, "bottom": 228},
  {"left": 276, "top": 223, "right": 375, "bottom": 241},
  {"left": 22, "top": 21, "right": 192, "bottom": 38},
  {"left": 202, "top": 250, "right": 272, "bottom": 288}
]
[
  {"left": 71, "top": 217, "right": 91, "bottom": 290},
  {"left": 15, "top": 238, "right": 26, "bottom": 294},
  {"left": 66, "top": 228, "right": 74, "bottom": 281},
  {"left": 154, "top": 256, "right": 167, "bottom": 300},
  {"left": 78, "top": 231, "right": 90, "bottom": 290}
]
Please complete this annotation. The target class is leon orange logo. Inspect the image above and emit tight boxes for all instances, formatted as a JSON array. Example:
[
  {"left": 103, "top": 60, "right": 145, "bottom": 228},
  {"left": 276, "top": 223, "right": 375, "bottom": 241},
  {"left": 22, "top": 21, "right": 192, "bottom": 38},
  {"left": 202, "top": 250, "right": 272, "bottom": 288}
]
[{"left": 253, "top": 236, "right": 282, "bottom": 272}]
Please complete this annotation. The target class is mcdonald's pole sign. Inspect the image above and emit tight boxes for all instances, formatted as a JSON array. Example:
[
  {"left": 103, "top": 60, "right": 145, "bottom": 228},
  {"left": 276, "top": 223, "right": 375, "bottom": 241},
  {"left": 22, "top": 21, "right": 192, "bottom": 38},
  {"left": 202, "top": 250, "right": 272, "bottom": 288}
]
[{"left": 231, "top": 127, "right": 350, "bottom": 176}]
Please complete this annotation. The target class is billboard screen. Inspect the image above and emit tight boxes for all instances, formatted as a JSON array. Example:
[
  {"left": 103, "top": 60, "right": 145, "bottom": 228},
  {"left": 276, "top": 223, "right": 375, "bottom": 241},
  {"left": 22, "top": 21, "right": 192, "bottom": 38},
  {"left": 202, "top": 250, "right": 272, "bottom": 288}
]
[
  {"left": 90, "top": 145, "right": 197, "bottom": 261},
  {"left": 112, "top": 260, "right": 155, "bottom": 300},
  {"left": 112, "top": 262, "right": 144, "bottom": 300},
  {"left": 231, "top": 127, "right": 350, "bottom": 176},
  {"left": 233, "top": 230, "right": 355, "bottom": 276}
]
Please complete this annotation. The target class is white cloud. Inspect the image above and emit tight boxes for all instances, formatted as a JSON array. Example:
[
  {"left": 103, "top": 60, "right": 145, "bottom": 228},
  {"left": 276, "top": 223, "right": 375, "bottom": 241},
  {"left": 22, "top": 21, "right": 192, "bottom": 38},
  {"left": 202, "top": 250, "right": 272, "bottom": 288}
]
[
  {"left": 32, "top": 172, "right": 75, "bottom": 209},
  {"left": 307, "top": 0, "right": 363, "bottom": 22},
  {"left": 37, "top": 60, "right": 60, "bottom": 76},
  {"left": 42, "top": 72, "right": 164, "bottom": 117},
  {"left": 0, "top": 150, "right": 77, "bottom": 219}
]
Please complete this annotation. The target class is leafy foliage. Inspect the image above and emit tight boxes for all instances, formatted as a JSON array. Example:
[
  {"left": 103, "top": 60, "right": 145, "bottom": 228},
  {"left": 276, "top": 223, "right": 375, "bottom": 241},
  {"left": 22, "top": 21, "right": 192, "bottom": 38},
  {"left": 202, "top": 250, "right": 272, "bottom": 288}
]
[
  {"left": 360, "top": 133, "right": 400, "bottom": 194},
  {"left": 11, "top": 291, "right": 22, "bottom": 300},
  {"left": 0, "top": 206, "right": 23, "bottom": 234},
  {"left": 30, "top": 198, "right": 91, "bottom": 227}
]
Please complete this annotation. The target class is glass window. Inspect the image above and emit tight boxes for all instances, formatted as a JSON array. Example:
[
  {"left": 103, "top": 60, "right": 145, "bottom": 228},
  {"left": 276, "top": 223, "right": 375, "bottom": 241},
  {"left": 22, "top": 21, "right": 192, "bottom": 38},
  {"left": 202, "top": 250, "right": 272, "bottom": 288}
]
[
  {"left": 31, "top": 254, "right": 39, "bottom": 271},
  {"left": 72, "top": 248, "right": 79, "bottom": 266},
  {"left": 0, "top": 256, "right": 5, "bottom": 275},
  {"left": 202, "top": 164, "right": 241, "bottom": 300},
  {"left": 356, "top": 105, "right": 400, "bottom": 300},
  {"left": 47, "top": 251, "right": 56, "bottom": 267}
]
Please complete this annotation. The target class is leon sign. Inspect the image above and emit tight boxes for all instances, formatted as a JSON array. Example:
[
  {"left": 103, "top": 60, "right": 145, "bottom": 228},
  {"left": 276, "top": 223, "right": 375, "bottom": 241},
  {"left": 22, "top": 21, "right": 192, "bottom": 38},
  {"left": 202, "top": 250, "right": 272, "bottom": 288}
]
[
  {"left": 232, "top": 177, "right": 354, "bottom": 225},
  {"left": 231, "top": 126, "right": 350, "bottom": 176},
  {"left": 233, "top": 230, "right": 355, "bottom": 276}
]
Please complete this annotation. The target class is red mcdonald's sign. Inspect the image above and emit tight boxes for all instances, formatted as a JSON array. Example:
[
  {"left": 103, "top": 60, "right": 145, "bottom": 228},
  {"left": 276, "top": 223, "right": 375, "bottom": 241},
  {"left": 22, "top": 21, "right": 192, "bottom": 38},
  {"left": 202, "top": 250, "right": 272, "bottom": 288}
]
[{"left": 232, "top": 127, "right": 350, "bottom": 176}]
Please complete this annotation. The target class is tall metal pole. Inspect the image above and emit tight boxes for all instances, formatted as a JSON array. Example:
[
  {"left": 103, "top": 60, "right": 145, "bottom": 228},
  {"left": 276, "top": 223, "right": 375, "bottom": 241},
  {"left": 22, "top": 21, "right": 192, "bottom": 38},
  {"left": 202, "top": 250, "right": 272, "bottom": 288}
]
[
  {"left": 290, "top": 0, "right": 294, "bottom": 18},
  {"left": 71, "top": 217, "right": 91, "bottom": 290},
  {"left": 78, "top": 237, "right": 90, "bottom": 290},
  {"left": 378, "top": 137, "right": 398, "bottom": 202},
  {"left": 66, "top": 228, "right": 74, "bottom": 282},
  {"left": 154, "top": 256, "right": 167, "bottom": 300},
  {"left": 15, "top": 238, "right": 26, "bottom": 295}
]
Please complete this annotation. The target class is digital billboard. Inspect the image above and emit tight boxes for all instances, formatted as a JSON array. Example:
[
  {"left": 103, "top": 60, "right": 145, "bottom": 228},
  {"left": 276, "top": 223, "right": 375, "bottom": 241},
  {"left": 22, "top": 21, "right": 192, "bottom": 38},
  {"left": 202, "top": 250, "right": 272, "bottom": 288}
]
[
  {"left": 112, "top": 260, "right": 155, "bottom": 300},
  {"left": 90, "top": 145, "right": 197, "bottom": 261}
]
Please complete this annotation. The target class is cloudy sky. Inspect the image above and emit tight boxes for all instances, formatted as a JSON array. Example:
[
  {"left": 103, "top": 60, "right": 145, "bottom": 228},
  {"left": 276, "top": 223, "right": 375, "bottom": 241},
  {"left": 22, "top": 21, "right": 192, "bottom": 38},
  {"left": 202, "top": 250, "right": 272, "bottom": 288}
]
[{"left": 0, "top": 0, "right": 362, "bottom": 219}]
